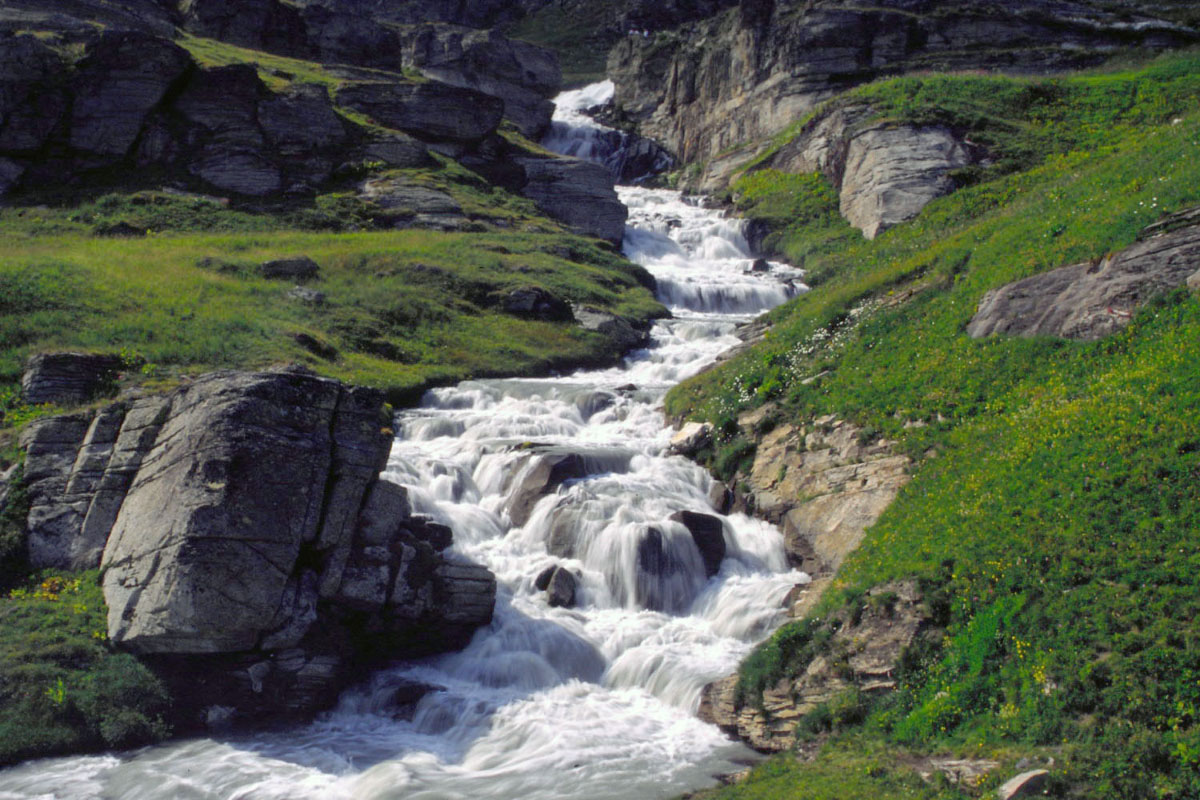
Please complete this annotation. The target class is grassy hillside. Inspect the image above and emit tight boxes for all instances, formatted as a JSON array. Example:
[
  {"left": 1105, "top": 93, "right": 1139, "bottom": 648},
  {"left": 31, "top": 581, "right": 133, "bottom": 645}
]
[{"left": 668, "top": 50, "right": 1200, "bottom": 799}]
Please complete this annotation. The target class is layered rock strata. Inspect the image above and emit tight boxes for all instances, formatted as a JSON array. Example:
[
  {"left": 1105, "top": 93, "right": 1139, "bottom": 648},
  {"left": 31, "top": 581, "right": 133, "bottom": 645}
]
[{"left": 608, "top": 0, "right": 1194, "bottom": 189}]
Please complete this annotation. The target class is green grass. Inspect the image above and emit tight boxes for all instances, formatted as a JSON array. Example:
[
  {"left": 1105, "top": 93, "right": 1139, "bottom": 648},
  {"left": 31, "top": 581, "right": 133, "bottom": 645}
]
[
  {"left": 667, "top": 49, "right": 1200, "bottom": 799},
  {"left": 0, "top": 214, "right": 661, "bottom": 404},
  {"left": 0, "top": 571, "right": 171, "bottom": 766}
]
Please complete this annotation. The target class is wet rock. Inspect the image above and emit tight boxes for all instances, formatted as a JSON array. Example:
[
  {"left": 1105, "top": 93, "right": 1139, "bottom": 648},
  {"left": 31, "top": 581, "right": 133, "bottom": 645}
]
[
  {"left": 669, "top": 509, "right": 726, "bottom": 578},
  {"left": 407, "top": 516, "right": 453, "bottom": 551},
  {"left": 516, "top": 156, "right": 628, "bottom": 244},
  {"left": 502, "top": 287, "right": 573, "bottom": 321},
  {"left": 669, "top": 422, "right": 712, "bottom": 456},
  {"left": 21, "top": 352, "right": 124, "bottom": 406},
  {"left": 260, "top": 256, "right": 320, "bottom": 280},
  {"left": 707, "top": 480, "right": 733, "bottom": 514},
  {"left": 337, "top": 80, "right": 504, "bottom": 144},
  {"left": 997, "top": 770, "right": 1050, "bottom": 800},
  {"left": 69, "top": 31, "right": 191, "bottom": 158},
  {"left": 967, "top": 209, "right": 1200, "bottom": 340},
  {"left": 634, "top": 525, "right": 705, "bottom": 613},
  {"left": 573, "top": 306, "right": 647, "bottom": 351},
  {"left": 750, "top": 258, "right": 770, "bottom": 273},
  {"left": 504, "top": 451, "right": 589, "bottom": 527},
  {"left": 574, "top": 390, "right": 617, "bottom": 421},
  {"left": 545, "top": 566, "right": 577, "bottom": 608}
]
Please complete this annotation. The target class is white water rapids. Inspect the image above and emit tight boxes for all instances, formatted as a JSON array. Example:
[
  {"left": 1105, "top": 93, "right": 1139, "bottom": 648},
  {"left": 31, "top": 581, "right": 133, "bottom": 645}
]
[{"left": 0, "top": 86, "right": 809, "bottom": 800}]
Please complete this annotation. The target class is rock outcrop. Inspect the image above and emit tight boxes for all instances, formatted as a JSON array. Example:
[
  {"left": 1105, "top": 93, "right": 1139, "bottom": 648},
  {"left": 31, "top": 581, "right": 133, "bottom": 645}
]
[
  {"left": 337, "top": 81, "right": 505, "bottom": 145},
  {"left": 967, "top": 206, "right": 1200, "bottom": 340},
  {"left": 608, "top": 0, "right": 1194, "bottom": 189},
  {"left": 8, "top": 368, "right": 496, "bottom": 722},
  {"left": 20, "top": 352, "right": 124, "bottom": 406},
  {"left": 515, "top": 156, "right": 629, "bottom": 244},
  {"left": 729, "top": 408, "right": 911, "bottom": 576},
  {"left": 698, "top": 580, "right": 930, "bottom": 752}
]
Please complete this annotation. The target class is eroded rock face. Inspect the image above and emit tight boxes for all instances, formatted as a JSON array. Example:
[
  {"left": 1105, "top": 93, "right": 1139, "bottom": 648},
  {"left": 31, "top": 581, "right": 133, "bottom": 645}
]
[
  {"left": 337, "top": 81, "right": 505, "bottom": 144},
  {"left": 967, "top": 207, "right": 1200, "bottom": 340},
  {"left": 401, "top": 25, "right": 560, "bottom": 139},
  {"left": 608, "top": 0, "right": 1194, "bottom": 188},
  {"left": 727, "top": 409, "right": 911, "bottom": 575},
  {"left": 838, "top": 124, "right": 971, "bottom": 239},
  {"left": 21, "top": 352, "right": 124, "bottom": 406},
  {"left": 13, "top": 368, "right": 496, "bottom": 719},
  {"left": 516, "top": 157, "right": 629, "bottom": 244},
  {"left": 698, "top": 580, "right": 930, "bottom": 752}
]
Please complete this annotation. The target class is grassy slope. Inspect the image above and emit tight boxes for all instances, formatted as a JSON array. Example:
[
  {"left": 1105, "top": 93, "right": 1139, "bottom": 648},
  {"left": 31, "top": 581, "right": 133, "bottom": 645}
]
[
  {"left": 668, "top": 50, "right": 1200, "bottom": 799},
  {"left": 0, "top": 35, "right": 663, "bottom": 766}
]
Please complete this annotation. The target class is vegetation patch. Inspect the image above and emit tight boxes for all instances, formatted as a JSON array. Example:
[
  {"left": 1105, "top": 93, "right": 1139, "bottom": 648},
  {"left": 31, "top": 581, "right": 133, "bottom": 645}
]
[
  {"left": 669, "top": 49, "right": 1200, "bottom": 799},
  {"left": 0, "top": 571, "right": 171, "bottom": 766}
]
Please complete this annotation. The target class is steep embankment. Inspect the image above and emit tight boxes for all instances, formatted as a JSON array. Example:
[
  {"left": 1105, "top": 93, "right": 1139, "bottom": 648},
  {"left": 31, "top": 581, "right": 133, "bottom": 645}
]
[
  {"left": 605, "top": 0, "right": 1199, "bottom": 192},
  {"left": 666, "top": 50, "right": 1200, "bottom": 799}
]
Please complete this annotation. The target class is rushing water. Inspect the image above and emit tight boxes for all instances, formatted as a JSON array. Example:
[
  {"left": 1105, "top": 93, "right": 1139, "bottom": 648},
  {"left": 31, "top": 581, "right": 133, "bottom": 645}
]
[{"left": 0, "top": 88, "right": 808, "bottom": 800}]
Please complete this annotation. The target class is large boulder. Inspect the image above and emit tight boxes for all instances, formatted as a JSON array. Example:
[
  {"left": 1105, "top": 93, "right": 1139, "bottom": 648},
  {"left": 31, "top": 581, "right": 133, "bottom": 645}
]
[
  {"left": 967, "top": 207, "right": 1200, "bottom": 340},
  {"left": 669, "top": 509, "right": 726, "bottom": 578},
  {"left": 336, "top": 80, "right": 504, "bottom": 144},
  {"left": 401, "top": 25, "right": 560, "bottom": 138},
  {"left": 838, "top": 123, "right": 971, "bottom": 239},
  {"left": 516, "top": 156, "right": 628, "bottom": 244},
  {"left": 69, "top": 31, "right": 191, "bottom": 159},
  {"left": 180, "top": 0, "right": 311, "bottom": 57},
  {"left": 100, "top": 371, "right": 384, "bottom": 653}
]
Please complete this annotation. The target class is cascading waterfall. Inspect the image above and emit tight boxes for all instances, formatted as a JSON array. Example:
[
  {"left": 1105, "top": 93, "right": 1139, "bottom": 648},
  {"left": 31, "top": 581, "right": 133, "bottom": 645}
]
[{"left": 0, "top": 85, "right": 809, "bottom": 800}]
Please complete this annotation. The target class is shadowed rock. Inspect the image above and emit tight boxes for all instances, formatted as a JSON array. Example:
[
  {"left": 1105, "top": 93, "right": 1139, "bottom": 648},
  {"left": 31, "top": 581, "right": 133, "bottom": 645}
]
[{"left": 337, "top": 80, "right": 504, "bottom": 143}]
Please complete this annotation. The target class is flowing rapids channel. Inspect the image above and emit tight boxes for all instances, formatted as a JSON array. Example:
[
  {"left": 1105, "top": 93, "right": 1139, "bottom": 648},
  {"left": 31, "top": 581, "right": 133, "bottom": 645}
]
[{"left": 0, "top": 87, "right": 809, "bottom": 800}]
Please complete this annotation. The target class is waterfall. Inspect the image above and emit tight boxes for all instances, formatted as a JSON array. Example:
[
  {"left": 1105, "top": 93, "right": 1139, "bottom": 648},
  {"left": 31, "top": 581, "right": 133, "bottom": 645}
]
[{"left": 0, "top": 85, "right": 809, "bottom": 800}]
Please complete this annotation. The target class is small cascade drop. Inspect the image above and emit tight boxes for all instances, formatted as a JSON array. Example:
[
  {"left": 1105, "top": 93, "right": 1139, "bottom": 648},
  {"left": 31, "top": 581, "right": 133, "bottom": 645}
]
[
  {"left": 0, "top": 84, "right": 808, "bottom": 800},
  {"left": 542, "top": 81, "right": 673, "bottom": 183}
]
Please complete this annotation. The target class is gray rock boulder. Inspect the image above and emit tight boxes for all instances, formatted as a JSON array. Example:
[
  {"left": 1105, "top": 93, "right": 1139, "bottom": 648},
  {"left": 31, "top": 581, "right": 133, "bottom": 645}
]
[
  {"left": 0, "top": 156, "right": 23, "bottom": 197},
  {"left": 502, "top": 287, "right": 572, "bottom": 321},
  {"left": 336, "top": 80, "right": 504, "bottom": 144},
  {"left": 361, "top": 132, "right": 434, "bottom": 169},
  {"left": 175, "top": 65, "right": 282, "bottom": 196},
  {"left": 259, "top": 256, "right": 320, "bottom": 280},
  {"left": 180, "top": 0, "right": 311, "bottom": 56},
  {"left": 516, "top": 156, "right": 628, "bottom": 244},
  {"left": 967, "top": 208, "right": 1200, "bottom": 340},
  {"left": 100, "top": 371, "right": 367, "bottom": 653},
  {"left": 358, "top": 176, "right": 465, "bottom": 228},
  {"left": 535, "top": 564, "right": 577, "bottom": 608},
  {"left": 69, "top": 31, "right": 191, "bottom": 159},
  {"left": 0, "top": 34, "right": 67, "bottom": 155},
  {"left": 997, "top": 770, "right": 1049, "bottom": 800},
  {"left": 401, "top": 25, "right": 560, "bottom": 139},
  {"left": 21, "top": 352, "right": 124, "bottom": 406},
  {"left": 669, "top": 509, "right": 726, "bottom": 578},
  {"left": 573, "top": 305, "right": 647, "bottom": 351},
  {"left": 258, "top": 84, "right": 347, "bottom": 157},
  {"left": 838, "top": 123, "right": 971, "bottom": 239}
]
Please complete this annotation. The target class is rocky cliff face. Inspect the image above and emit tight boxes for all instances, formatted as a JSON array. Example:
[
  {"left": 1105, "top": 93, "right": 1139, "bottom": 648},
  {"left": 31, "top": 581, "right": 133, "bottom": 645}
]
[
  {"left": 10, "top": 368, "right": 496, "bottom": 724},
  {"left": 608, "top": 0, "right": 1195, "bottom": 188}
]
